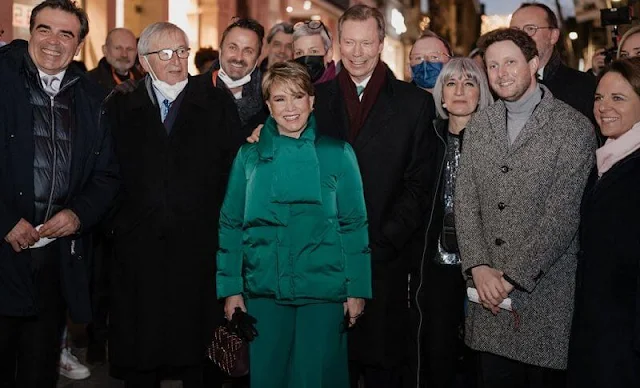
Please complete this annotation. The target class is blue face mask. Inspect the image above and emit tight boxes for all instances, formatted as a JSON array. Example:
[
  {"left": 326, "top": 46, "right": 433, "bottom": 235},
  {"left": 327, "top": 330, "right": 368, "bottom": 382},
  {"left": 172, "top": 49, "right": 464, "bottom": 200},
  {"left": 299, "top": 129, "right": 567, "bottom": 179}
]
[{"left": 411, "top": 61, "right": 444, "bottom": 89}]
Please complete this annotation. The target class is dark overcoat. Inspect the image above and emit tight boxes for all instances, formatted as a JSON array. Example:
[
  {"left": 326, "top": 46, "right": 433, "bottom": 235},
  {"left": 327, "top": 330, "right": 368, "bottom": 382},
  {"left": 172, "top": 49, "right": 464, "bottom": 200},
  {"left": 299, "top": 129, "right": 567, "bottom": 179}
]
[
  {"left": 567, "top": 149, "right": 640, "bottom": 387},
  {"left": 106, "top": 74, "right": 240, "bottom": 369},
  {"left": 0, "top": 40, "right": 119, "bottom": 323},
  {"left": 313, "top": 67, "right": 437, "bottom": 369}
]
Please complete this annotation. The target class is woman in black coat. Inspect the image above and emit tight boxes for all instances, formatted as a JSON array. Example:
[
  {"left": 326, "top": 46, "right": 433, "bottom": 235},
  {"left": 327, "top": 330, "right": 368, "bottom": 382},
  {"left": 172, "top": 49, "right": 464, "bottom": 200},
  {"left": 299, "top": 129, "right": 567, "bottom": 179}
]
[
  {"left": 568, "top": 57, "right": 640, "bottom": 387},
  {"left": 420, "top": 57, "right": 493, "bottom": 388}
]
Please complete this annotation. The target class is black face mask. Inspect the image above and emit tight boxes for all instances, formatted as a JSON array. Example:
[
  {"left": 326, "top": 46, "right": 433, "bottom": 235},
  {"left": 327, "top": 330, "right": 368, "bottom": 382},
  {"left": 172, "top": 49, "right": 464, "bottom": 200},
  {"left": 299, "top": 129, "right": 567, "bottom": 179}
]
[{"left": 294, "top": 55, "right": 326, "bottom": 83}]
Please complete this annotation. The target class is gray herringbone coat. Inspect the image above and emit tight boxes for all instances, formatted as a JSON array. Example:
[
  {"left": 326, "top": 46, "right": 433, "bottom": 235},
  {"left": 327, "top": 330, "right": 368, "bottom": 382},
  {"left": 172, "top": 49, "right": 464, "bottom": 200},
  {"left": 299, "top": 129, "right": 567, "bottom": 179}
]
[{"left": 455, "top": 84, "right": 596, "bottom": 369}]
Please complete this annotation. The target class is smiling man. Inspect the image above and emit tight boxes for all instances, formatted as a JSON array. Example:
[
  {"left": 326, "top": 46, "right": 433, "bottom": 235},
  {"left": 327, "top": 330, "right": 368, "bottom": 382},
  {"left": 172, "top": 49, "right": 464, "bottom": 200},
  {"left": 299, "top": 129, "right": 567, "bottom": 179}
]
[
  {"left": 106, "top": 21, "right": 240, "bottom": 387},
  {"left": 455, "top": 28, "right": 595, "bottom": 387},
  {"left": 310, "top": 4, "right": 436, "bottom": 387},
  {"left": 210, "top": 18, "right": 268, "bottom": 139},
  {"left": 0, "top": 0, "right": 119, "bottom": 385}
]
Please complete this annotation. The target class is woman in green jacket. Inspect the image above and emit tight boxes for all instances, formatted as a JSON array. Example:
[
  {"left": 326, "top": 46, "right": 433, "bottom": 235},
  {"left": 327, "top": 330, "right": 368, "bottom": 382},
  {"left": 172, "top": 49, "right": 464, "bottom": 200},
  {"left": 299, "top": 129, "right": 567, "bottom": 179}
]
[{"left": 216, "top": 61, "right": 372, "bottom": 388}]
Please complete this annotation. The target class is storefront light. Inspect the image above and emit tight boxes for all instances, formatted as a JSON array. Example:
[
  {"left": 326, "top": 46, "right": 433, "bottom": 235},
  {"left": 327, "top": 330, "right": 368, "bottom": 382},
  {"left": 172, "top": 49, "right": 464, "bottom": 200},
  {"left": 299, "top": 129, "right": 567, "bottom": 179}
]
[
  {"left": 391, "top": 9, "right": 407, "bottom": 35},
  {"left": 311, "top": 15, "right": 322, "bottom": 21},
  {"left": 303, "top": 1, "right": 312, "bottom": 11},
  {"left": 286, "top": 6, "right": 293, "bottom": 13},
  {"left": 569, "top": 31, "right": 578, "bottom": 40}
]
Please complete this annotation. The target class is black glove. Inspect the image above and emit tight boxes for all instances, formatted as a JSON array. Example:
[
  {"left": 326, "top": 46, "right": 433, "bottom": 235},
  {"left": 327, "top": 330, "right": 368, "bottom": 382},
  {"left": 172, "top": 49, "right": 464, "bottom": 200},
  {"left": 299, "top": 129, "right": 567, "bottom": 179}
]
[{"left": 229, "top": 307, "right": 258, "bottom": 342}]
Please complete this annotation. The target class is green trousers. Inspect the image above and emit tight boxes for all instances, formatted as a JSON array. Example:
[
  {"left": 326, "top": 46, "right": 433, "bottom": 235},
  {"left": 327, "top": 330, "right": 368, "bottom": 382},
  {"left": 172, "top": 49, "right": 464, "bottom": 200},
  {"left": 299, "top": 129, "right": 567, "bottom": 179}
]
[{"left": 246, "top": 298, "right": 348, "bottom": 388}]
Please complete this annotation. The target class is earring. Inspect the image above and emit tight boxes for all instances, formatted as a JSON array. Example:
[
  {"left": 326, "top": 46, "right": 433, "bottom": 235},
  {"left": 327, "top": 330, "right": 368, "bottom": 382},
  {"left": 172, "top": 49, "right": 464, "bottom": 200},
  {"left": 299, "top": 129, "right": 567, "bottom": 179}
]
[{"left": 442, "top": 103, "right": 448, "bottom": 109}]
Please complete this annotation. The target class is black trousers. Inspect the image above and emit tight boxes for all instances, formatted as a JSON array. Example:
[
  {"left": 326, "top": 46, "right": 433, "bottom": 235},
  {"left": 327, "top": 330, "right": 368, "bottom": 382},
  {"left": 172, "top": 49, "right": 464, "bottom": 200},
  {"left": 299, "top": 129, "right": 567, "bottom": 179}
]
[
  {"left": 475, "top": 351, "right": 566, "bottom": 388},
  {"left": 123, "top": 360, "right": 224, "bottom": 388},
  {"left": 0, "top": 244, "right": 66, "bottom": 388},
  {"left": 349, "top": 362, "right": 407, "bottom": 388},
  {"left": 421, "top": 261, "right": 465, "bottom": 388},
  {"left": 88, "top": 232, "right": 112, "bottom": 345}
]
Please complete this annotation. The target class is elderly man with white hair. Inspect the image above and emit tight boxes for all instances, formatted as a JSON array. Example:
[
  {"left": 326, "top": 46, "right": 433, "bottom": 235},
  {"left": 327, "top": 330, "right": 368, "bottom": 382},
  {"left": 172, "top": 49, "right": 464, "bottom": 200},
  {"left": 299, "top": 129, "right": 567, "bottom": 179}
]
[{"left": 106, "top": 21, "right": 241, "bottom": 388}]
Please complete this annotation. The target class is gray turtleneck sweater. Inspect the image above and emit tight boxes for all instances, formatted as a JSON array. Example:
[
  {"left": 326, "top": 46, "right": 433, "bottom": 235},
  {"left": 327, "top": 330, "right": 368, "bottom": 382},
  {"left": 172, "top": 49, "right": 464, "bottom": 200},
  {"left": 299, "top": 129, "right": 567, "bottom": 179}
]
[{"left": 504, "top": 84, "right": 543, "bottom": 145}]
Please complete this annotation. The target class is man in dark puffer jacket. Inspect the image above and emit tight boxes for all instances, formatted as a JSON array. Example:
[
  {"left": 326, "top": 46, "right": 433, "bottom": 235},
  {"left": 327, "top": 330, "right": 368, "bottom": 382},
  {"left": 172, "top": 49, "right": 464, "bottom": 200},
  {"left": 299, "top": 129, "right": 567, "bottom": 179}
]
[{"left": 0, "top": 1, "right": 119, "bottom": 386}]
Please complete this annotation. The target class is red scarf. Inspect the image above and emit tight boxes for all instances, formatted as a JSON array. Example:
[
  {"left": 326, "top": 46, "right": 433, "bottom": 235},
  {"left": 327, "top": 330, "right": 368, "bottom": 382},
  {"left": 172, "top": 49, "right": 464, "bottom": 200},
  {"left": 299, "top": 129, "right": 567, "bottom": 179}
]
[{"left": 338, "top": 60, "right": 387, "bottom": 142}]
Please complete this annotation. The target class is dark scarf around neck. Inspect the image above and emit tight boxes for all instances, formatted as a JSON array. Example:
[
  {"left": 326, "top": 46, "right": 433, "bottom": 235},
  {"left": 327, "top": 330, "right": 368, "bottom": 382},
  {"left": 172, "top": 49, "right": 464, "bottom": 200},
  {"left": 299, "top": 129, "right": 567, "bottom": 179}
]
[{"left": 338, "top": 60, "right": 387, "bottom": 141}]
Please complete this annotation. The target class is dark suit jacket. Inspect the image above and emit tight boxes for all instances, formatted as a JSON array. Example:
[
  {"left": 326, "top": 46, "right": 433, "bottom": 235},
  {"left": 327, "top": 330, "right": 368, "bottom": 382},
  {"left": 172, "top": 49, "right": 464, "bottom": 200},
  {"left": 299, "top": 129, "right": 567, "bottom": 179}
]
[
  {"left": 313, "top": 66, "right": 437, "bottom": 367},
  {"left": 542, "top": 52, "right": 597, "bottom": 125}
]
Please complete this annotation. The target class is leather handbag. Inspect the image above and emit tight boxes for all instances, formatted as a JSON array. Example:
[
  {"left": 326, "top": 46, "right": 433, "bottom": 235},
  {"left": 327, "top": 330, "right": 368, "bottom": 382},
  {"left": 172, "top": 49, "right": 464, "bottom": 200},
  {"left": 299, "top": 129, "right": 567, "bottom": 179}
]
[{"left": 206, "top": 307, "right": 258, "bottom": 377}]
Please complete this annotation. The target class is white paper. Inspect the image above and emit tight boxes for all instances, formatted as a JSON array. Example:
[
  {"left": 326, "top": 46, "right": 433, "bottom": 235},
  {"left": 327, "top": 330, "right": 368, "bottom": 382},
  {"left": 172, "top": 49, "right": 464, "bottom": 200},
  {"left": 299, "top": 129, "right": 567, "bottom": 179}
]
[
  {"left": 29, "top": 224, "right": 57, "bottom": 249},
  {"left": 467, "top": 287, "right": 512, "bottom": 311}
]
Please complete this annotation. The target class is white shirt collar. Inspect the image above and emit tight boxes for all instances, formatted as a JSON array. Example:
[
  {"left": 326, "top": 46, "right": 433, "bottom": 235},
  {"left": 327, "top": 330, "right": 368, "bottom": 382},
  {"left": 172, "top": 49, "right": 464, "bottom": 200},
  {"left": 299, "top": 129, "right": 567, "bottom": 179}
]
[
  {"left": 537, "top": 66, "right": 545, "bottom": 80},
  {"left": 38, "top": 68, "right": 66, "bottom": 92},
  {"left": 352, "top": 75, "right": 373, "bottom": 101}
]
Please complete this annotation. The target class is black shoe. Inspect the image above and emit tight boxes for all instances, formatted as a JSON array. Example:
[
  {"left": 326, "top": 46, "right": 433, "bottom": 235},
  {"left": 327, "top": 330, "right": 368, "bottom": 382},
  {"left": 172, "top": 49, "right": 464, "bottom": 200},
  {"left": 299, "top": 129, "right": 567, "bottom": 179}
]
[{"left": 86, "top": 341, "right": 107, "bottom": 365}]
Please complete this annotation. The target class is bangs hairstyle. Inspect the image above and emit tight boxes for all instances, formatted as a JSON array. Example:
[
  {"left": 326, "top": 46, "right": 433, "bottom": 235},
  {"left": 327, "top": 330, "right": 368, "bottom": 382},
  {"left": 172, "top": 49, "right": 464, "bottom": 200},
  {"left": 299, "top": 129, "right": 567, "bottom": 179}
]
[
  {"left": 477, "top": 28, "right": 538, "bottom": 62},
  {"left": 261, "top": 61, "right": 315, "bottom": 101},
  {"left": 597, "top": 57, "right": 640, "bottom": 99},
  {"left": 433, "top": 57, "right": 494, "bottom": 119}
]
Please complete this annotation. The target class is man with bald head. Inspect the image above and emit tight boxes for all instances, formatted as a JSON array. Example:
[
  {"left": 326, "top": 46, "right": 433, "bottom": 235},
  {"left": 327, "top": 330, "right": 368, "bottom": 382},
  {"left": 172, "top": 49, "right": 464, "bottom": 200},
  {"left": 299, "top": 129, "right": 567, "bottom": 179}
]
[{"left": 88, "top": 27, "right": 142, "bottom": 90}]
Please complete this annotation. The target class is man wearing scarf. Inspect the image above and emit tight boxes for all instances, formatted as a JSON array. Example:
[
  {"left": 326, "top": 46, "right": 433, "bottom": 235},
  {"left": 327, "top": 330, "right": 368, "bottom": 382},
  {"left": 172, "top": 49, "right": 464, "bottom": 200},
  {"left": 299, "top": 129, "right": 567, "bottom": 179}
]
[
  {"left": 106, "top": 22, "right": 240, "bottom": 387},
  {"left": 211, "top": 18, "right": 268, "bottom": 141},
  {"left": 311, "top": 5, "right": 437, "bottom": 388}
]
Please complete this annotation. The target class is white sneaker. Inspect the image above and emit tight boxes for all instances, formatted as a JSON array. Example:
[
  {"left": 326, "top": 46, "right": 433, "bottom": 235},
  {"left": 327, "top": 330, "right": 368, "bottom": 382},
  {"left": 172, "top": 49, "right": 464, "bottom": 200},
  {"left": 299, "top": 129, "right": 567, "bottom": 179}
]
[{"left": 59, "top": 347, "right": 91, "bottom": 380}]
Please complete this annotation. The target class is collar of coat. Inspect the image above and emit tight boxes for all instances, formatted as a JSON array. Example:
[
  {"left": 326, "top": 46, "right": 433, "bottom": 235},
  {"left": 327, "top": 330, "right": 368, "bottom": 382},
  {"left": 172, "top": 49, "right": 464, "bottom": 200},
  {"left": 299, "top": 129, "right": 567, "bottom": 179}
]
[
  {"left": 542, "top": 52, "right": 563, "bottom": 81},
  {"left": 481, "top": 84, "right": 557, "bottom": 152},
  {"left": 258, "top": 114, "right": 318, "bottom": 161}
]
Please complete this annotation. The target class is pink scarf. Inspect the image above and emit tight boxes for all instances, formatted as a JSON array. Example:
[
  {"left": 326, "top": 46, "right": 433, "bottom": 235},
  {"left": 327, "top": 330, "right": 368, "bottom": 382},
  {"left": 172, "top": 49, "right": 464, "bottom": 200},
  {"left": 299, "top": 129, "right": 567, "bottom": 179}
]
[{"left": 596, "top": 121, "right": 640, "bottom": 176}]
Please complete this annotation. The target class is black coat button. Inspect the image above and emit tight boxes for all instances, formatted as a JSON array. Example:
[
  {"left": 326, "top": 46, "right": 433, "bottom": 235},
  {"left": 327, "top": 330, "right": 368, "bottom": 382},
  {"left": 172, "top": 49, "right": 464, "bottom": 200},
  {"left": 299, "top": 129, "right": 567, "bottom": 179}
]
[
  {"left": 498, "top": 202, "right": 506, "bottom": 210},
  {"left": 500, "top": 165, "right": 510, "bottom": 173},
  {"left": 495, "top": 238, "right": 505, "bottom": 246}
]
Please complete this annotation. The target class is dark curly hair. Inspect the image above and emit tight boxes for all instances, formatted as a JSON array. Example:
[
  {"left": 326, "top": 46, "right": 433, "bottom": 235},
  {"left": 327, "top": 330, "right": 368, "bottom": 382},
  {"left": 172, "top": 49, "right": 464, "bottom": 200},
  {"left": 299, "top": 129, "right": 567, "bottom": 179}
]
[
  {"left": 477, "top": 28, "right": 538, "bottom": 62},
  {"left": 30, "top": 0, "right": 89, "bottom": 42}
]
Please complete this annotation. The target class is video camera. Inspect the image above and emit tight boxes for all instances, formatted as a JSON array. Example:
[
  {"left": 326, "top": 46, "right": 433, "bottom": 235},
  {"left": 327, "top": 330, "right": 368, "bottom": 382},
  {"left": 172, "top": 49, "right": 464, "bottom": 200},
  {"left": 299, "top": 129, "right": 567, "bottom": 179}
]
[{"left": 600, "top": 5, "right": 634, "bottom": 64}]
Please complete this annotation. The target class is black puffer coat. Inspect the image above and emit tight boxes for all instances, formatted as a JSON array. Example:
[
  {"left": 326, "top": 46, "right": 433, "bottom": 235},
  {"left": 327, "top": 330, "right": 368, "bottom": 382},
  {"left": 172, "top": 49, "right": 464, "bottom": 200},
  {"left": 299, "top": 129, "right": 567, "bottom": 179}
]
[{"left": 0, "top": 40, "right": 120, "bottom": 322}]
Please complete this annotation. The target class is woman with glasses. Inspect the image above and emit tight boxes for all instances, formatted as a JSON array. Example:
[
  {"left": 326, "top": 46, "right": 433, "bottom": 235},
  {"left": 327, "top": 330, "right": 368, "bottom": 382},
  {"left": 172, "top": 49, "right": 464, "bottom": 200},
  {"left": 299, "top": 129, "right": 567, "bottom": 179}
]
[
  {"left": 292, "top": 20, "right": 338, "bottom": 84},
  {"left": 419, "top": 57, "right": 493, "bottom": 388},
  {"left": 107, "top": 22, "right": 240, "bottom": 388},
  {"left": 567, "top": 57, "right": 640, "bottom": 388},
  {"left": 217, "top": 61, "right": 371, "bottom": 388}
]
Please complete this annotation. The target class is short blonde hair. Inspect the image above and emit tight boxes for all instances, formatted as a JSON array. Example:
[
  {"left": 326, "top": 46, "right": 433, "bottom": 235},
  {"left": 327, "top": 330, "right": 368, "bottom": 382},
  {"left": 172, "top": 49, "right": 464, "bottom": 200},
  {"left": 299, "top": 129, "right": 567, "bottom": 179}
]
[
  {"left": 261, "top": 61, "right": 315, "bottom": 101},
  {"left": 618, "top": 25, "right": 640, "bottom": 59}
]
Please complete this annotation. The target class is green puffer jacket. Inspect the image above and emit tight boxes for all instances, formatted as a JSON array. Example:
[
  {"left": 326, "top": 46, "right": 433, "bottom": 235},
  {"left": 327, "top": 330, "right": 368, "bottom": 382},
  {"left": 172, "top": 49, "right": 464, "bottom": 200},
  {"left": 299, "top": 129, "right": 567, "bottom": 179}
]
[{"left": 216, "top": 114, "right": 372, "bottom": 302}]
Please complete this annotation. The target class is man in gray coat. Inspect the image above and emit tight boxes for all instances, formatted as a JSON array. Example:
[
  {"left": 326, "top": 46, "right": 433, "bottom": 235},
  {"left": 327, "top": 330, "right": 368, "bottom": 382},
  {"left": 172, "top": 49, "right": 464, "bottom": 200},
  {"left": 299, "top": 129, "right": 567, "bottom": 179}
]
[{"left": 455, "top": 28, "right": 595, "bottom": 387}]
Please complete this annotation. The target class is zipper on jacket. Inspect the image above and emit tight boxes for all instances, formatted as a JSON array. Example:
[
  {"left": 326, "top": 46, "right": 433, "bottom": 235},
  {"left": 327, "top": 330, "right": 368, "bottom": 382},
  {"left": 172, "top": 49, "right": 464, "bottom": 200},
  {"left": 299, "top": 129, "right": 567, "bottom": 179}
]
[
  {"left": 414, "top": 121, "right": 447, "bottom": 388},
  {"left": 43, "top": 95, "right": 58, "bottom": 222}
]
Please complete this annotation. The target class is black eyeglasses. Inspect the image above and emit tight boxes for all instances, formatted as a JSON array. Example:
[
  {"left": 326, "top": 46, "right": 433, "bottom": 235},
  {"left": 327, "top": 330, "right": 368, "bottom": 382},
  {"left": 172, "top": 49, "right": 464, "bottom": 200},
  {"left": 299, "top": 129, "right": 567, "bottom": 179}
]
[
  {"left": 294, "top": 20, "right": 331, "bottom": 40},
  {"left": 512, "top": 24, "right": 555, "bottom": 37},
  {"left": 144, "top": 47, "right": 190, "bottom": 61}
]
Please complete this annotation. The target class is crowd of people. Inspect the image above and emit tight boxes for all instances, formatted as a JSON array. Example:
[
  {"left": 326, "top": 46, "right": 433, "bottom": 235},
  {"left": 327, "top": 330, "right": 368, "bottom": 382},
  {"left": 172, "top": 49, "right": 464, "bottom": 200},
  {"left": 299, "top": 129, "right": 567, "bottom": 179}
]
[{"left": 1, "top": 0, "right": 639, "bottom": 387}]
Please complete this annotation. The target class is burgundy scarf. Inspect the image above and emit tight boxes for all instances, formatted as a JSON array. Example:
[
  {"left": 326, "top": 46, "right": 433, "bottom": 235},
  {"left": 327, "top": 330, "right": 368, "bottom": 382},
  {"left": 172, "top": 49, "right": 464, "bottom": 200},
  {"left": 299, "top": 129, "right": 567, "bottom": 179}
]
[{"left": 338, "top": 60, "right": 387, "bottom": 141}]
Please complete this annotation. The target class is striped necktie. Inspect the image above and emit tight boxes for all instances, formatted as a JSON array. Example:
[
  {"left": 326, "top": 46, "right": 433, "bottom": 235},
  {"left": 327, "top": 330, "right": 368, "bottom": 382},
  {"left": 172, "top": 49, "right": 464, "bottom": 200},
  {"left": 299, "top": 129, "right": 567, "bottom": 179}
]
[{"left": 356, "top": 85, "right": 365, "bottom": 97}]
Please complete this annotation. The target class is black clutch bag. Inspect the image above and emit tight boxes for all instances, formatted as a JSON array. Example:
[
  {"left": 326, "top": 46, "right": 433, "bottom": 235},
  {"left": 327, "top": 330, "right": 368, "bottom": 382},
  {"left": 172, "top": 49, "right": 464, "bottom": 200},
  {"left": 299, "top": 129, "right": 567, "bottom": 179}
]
[{"left": 206, "top": 307, "right": 258, "bottom": 377}]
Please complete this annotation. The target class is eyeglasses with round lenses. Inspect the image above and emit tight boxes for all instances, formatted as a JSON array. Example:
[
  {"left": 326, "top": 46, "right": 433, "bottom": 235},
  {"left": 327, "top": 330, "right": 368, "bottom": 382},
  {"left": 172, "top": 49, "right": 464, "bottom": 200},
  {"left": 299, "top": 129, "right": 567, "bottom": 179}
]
[
  {"left": 514, "top": 24, "right": 554, "bottom": 37},
  {"left": 409, "top": 51, "right": 451, "bottom": 65},
  {"left": 294, "top": 20, "right": 331, "bottom": 39},
  {"left": 145, "top": 47, "right": 191, "bottom": 61}
]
